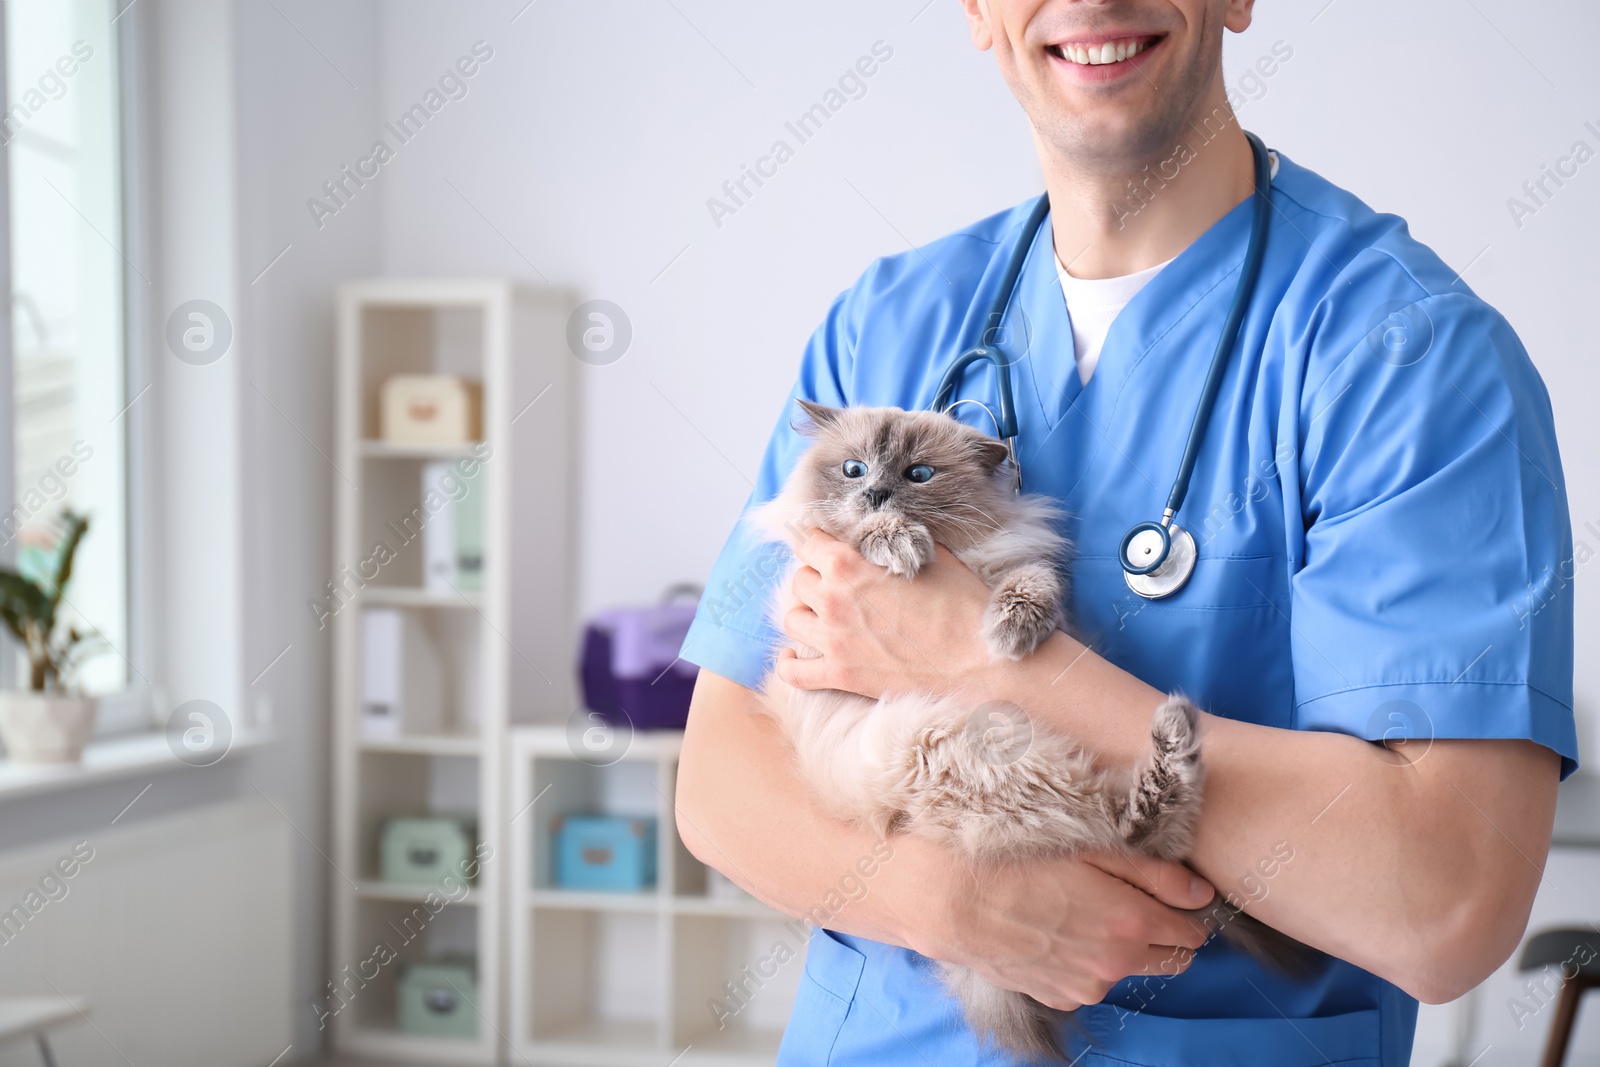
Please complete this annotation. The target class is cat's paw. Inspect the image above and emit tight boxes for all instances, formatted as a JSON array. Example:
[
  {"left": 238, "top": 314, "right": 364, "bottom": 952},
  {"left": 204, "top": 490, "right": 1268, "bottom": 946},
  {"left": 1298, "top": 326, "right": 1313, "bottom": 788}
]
[
  {"left": 982, "top": 564, "right": 1063, "bottom": 660},
  {"left": 856, "top": 517, "right": 934, "bottom": 577},
  {"left": 1149, "top": 696, "right": 1201, "bottom": 762}
]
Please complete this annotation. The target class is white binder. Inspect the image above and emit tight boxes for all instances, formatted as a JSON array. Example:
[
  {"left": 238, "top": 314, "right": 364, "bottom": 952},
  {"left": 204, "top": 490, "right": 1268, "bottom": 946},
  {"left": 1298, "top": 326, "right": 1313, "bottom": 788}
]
[{"left": 361, "top": 607, "right": 445, "bottom": 740}]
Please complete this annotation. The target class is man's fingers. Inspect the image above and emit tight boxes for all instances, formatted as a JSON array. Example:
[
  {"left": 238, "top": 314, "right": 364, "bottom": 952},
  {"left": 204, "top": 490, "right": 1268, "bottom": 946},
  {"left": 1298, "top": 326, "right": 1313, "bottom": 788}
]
[
  {"left": 1151, "top": 908, "right": 1212, "bottom": 954},
  {"left": 774, "top": 647, "right": 827, "bottom": 691},
  {"left": 1087, "top": 852, "right": 1215, "bottom": 950},
  {"left": 1093, "top": 851, "right": 1214, "bottom": 910},
  {"left": 781, "top": 606, "right": 822, "bottom": 647},
  {"left": 793, "top": 527, "right": 844, "bottom": 571},
  {"left": 1103, "top": 875, "right": 1212, "bottom": 952},
  {"left": 790, "top": 565, "right": 822, "bottom": 608},
  {"left": 1131, "top": 942, "right": 1199, "bottom": 980}
]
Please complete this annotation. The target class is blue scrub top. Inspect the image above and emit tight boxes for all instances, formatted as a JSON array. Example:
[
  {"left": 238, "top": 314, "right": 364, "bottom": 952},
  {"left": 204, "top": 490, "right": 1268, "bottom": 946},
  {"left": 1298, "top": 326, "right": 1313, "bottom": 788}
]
[{"left": 679, "top": 150, "right": 1578, "bottom": 1067}]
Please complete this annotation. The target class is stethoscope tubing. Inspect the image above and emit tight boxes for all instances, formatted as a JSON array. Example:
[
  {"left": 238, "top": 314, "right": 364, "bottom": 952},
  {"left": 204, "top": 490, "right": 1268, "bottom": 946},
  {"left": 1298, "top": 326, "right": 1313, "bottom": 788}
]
[
  {"left": 1163, "top": 130, "right": 1273, "bottom": 521},
  {"left": 929, "top": 129, "right": 1274, "bottom": 598}
]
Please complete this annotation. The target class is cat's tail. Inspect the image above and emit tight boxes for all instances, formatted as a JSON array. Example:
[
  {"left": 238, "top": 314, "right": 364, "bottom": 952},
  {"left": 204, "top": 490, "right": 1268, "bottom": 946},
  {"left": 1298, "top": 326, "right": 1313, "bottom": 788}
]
[
  {"left": 1114, "top": 696, "right": 1205, "bottom": 860},
  {"left": 1202, "top": 907, "right": 1329, "bottom": 977},
  {"left": 939, "top": 961, "right": 1070, "bottom": 1063}
]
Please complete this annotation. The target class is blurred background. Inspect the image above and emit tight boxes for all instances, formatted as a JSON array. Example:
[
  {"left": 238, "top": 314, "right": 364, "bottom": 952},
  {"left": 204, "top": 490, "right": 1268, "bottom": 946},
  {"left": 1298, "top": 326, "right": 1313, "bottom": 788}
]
[{"left": 0, "top": 1, "right": 1594, "bottom": 1065}]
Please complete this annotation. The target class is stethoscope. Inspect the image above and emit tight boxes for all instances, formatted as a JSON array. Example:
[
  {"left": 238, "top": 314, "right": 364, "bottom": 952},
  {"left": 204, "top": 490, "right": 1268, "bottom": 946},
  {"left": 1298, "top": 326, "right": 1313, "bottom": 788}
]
[{"left": 930, "top": 131, "right": 1273, "bottom": 600}]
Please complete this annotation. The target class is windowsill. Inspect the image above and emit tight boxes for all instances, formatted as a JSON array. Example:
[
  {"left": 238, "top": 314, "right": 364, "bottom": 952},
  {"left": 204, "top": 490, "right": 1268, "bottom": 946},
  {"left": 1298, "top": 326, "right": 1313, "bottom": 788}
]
[{"left": 0, "top": 727, "right": 271, "bottom": 803}]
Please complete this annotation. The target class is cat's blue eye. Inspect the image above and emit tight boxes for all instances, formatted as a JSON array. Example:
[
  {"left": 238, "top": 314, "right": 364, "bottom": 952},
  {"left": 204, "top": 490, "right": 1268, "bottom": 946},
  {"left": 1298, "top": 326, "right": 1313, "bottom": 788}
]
[
  {"left": 842, "top": 459, "right": 868, "bottom": 478},
  {"left": 905, "top": 464, "right": 935, "bottom": 483}
]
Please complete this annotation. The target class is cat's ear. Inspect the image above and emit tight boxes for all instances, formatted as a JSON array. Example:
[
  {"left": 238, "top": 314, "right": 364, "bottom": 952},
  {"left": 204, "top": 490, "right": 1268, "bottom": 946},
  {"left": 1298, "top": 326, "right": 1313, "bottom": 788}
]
[
  {"left": 970, "top": 435, "right": 1011, "bottom": 472},
  {"left": 793, "top": 398, "right": 844, "bottom": 436}
]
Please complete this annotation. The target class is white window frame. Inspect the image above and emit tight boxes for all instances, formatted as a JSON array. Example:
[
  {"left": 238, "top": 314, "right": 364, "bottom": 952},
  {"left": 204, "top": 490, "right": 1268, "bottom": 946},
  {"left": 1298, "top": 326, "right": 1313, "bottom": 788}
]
[{"left": 0, "top": 0, "right": 154, "bottom": 736}]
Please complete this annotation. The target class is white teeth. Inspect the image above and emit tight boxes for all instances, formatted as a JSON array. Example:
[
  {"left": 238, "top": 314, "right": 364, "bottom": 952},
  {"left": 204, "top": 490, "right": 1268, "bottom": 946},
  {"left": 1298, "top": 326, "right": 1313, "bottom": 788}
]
[{"left": 1061, "top": 38, "right": 1149, "bottom": 66}]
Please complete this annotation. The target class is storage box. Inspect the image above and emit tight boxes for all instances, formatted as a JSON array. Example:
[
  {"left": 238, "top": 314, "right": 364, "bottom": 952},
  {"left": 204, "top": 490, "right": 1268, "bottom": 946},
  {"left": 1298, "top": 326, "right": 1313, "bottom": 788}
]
[
  {"left": 553, "top": 815, "right": 657, "bottom": 892},
  {"left": 398, "top": 958, "right": 478, "bottom": 1038},
  {"left": 579, "top": 586, "right": 701, "bottom": 731},
  {"left": 381, "top": 816, "right": 475, "bottom": 885},
  {"left": 380, "top": 374, "right": 482, "bottom": 444}
]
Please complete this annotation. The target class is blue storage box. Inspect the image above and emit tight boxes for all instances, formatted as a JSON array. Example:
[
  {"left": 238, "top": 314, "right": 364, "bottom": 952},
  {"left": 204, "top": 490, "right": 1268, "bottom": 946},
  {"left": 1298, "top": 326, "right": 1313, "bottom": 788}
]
[{"left": 553, "top": 815, "right": 657, "bottom": 892}]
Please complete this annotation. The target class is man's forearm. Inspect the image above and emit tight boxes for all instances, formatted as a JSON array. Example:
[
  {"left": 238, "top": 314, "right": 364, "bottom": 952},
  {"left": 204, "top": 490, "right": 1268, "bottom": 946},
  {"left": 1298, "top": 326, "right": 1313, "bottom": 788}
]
[{"left": 989, "top": 631, "right": 1561, "bottom": 1002}]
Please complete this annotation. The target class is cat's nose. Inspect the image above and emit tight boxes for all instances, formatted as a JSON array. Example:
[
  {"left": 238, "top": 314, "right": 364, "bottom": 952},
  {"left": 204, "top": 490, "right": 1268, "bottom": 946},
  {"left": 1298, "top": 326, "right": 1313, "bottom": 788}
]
[{"left": 865, "top": 488, "right": 891, "bottom": 509}]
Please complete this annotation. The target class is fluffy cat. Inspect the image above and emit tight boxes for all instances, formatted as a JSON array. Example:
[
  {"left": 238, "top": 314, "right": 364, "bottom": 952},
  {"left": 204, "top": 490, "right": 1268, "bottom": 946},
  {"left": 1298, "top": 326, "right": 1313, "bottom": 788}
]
[{"left": 750, "top": 400, "right": 1314, "bottom": 1062}]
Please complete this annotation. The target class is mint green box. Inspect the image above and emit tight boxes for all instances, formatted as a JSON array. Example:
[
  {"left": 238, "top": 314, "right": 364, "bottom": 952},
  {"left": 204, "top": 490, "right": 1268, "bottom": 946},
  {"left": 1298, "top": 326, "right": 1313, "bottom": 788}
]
[
  {"left": 380, "top": 816, "right": 475, "bottom": 885},
  {"left": 398, "top": 959, "right": 477, "bottom": 1038}
]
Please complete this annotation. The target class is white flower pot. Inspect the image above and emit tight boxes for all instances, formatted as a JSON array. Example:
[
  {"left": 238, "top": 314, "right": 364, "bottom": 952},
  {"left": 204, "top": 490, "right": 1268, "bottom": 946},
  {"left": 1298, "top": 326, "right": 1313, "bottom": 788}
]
[{"left": 0, "top": 692, "right": 99, "bottom": 763}]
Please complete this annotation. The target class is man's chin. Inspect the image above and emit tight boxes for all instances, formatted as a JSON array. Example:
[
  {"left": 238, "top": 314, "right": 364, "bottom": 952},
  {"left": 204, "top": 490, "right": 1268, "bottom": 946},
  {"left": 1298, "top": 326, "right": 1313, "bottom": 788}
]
[{"left": 1033, "top": 110, "right": 1181, "bottom": 172}]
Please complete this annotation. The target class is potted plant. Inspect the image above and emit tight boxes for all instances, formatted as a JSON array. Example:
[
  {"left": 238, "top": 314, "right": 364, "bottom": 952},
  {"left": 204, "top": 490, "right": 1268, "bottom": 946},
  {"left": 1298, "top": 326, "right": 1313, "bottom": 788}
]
[{"left": 0, "top": 512, "right": 106, "bottom": 763}]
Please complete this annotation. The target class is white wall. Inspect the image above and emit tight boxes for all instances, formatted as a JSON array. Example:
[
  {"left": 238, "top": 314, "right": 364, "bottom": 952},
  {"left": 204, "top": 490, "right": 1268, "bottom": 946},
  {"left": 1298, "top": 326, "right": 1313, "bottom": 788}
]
[{"left": 230, "top": 0, "right": 383, "bottom": 1054}]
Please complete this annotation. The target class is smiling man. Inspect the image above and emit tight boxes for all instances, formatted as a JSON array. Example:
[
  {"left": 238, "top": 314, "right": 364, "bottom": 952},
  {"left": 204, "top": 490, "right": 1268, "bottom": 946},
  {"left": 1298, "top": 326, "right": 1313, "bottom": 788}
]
[{"left": 674, "top": 1, "right": 1576, "bottom": 1065}]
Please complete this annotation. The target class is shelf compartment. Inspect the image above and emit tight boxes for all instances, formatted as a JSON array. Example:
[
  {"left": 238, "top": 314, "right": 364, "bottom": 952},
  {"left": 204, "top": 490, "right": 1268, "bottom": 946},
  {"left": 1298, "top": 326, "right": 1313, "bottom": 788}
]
[
  {"left": 528, "top": 909, "right": 664, "bottom": 1045},
  {"left": 669, "top": 913, "right": 804, "bottom": 1050},
  {"left": 353, "top": 448, "right": 490, "bottom": 594},
  {"left": 355, "top": 751, "right": 481, "bottom": 883},
  {"left": 355, "top": 303, "right": 485, "bottom": 440},
  {"left": 344, "top": 897, "right": 480, "bottom": 1034},
  {"left": 529, "top": 757, "right": 666, "bottom": 892},
  {"left": 356, "top": 605, "right": 483, "bottom": 741}
]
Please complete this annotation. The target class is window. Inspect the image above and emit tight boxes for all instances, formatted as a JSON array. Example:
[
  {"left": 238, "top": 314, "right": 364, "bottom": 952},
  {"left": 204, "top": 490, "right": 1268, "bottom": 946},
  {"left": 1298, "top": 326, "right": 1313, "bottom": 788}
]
[{"left": 4, "top": 0, "right": 128, "bottom": 698}]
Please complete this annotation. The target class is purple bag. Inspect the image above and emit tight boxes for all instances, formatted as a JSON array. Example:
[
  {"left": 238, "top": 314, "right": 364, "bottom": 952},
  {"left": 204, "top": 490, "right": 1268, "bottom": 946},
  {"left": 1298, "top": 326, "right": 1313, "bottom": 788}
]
[{"left": 579, "top": 585, "right": 702, "bottom": 730}]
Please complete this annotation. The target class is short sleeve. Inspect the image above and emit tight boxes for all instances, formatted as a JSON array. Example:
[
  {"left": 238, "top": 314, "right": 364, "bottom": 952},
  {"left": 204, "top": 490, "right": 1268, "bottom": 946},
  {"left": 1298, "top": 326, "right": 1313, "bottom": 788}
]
[
  {"left": 678, "top": 288, "right": 857, "bottom": 691},
  {"left": 1289, "top": 292, "right": 1578, "bottom": 778}
]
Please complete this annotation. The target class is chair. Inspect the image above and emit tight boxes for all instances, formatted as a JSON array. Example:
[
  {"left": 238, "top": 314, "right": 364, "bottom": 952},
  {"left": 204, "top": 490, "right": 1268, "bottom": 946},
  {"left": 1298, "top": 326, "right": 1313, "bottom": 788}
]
[
  {"left": 1518, "top": 927, "right": 1600, "bottom": 1067},
  {"left": 0, "top": 997, "right": 90, "bottom": 1067}
]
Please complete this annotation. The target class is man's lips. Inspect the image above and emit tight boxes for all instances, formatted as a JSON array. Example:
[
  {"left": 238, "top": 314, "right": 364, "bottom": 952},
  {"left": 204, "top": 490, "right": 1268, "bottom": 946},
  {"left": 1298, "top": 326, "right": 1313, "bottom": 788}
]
[{"left": 1046, "top": 34, "right": 1165, "bottom": 69}]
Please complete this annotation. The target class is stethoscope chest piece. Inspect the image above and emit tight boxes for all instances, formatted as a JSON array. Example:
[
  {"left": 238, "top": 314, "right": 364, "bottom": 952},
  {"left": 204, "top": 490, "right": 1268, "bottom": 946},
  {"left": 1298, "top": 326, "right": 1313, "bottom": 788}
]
[{"left": 1121, "top": 522, "right": 1198, "bottom": 600}]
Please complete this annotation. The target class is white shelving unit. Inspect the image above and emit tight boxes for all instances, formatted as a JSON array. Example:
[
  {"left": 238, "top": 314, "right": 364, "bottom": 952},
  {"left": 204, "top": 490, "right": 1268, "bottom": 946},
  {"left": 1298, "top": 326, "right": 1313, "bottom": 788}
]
[
  {"left": 508, "top": 727, "right": 803, "bottom": 1067},
  {"left": 330, "top": 279, "right": 575, "bottom": 1064}
]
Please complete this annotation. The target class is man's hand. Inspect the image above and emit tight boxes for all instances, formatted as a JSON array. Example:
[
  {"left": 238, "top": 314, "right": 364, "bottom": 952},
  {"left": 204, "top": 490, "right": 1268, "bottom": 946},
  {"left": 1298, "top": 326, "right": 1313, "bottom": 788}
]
[
  {"left": 775, "top": 527, "right": 996, "bottom": 699},
  {"left": 908, "top": 846, "right": 1217, "bottom": 1010}
]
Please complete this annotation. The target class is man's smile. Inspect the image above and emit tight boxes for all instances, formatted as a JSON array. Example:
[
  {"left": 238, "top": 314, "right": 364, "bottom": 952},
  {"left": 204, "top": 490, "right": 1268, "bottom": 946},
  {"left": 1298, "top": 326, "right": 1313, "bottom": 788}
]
[{"left": 1045, "top": 33, "right": 1167, "bottom": 81}]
